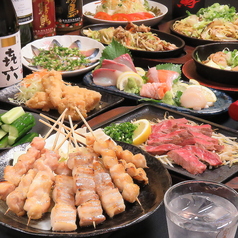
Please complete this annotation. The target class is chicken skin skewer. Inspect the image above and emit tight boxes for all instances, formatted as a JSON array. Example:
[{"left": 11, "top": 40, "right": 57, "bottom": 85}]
[
  {"left": 90, "top": 139, "right": 140, "bottom": 203},
  {"left": 67, "top": 147, "right": 106, "bottom": 227},
  {"left": 51, "top": 175, "right": 77, "bottom": 231},
  {"left": 93, "top": 160, "right": 125, "bottom": 218}
]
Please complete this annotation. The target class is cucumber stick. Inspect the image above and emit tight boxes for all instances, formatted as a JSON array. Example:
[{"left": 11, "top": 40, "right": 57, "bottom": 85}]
[
  {"left": 1, "top": 107, "right": 25, "bottom": 124},
  {"left": 13, "top": 132, "right": 39, "bottom": 146},
  {"left": 0, "top": 135, "right": 8, "bottom": 148},
  {"left": 8, "top": 113, "right": 36, "bottom": 145},
  {"left": 0, "top": 129, "right": 7, "bottom": 140}
]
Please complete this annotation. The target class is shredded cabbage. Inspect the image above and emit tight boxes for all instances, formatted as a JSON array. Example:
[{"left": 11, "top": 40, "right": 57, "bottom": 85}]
[
  {"left": 96, "top": 0, "right": 149, "bottom": 15},
  {"left": 9, "top": 72, "right": 46, "bottom": 104}
]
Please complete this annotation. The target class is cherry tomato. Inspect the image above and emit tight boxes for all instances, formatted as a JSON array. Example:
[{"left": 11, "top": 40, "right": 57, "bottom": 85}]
[
  {"left": 94, "top": 12, "right": 112, "bottom": 20},
  {"left": 111, "top": 13, "right": 132, "bottom": 21}
]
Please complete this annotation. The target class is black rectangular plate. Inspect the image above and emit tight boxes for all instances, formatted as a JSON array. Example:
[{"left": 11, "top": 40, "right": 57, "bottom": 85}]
[
  {"left": 0, "top": 83, "right": 124, "bottom": 127},
  {"left": 92, "top": 103, "right": 238, "bottom": 183}
]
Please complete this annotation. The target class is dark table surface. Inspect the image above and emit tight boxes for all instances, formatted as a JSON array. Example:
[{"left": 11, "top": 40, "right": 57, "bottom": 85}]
[{"left": 1, "top": 6, "right": 238, "bottom": 238}]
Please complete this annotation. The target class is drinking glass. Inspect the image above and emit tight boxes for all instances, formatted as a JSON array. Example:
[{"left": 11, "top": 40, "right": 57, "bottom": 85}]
[{"left": 164, "top": 180, "right": 238, "bottom": 238}]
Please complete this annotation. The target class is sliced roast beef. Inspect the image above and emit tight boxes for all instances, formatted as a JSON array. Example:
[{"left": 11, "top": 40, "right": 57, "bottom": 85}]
[
  {"left": 184, "top": 145, "right": 222, "bottom": 166},
  {"left": 145, "top": 144, "right": 182, "bottom": 155},
  {"left": 175, "top": 124, "right": 213, "bottom": 137},
  {"left": 194, "top": 138, "right": 224, "bottom": 152},
  {"left": 149, "top": 118, "right": 188, "bottom": 138},
  {"left": 147, "top": 129, "right": 194, "bottom": 146},
  {"left": 167, "top": 148, "right": 207, "bottom": 175}
]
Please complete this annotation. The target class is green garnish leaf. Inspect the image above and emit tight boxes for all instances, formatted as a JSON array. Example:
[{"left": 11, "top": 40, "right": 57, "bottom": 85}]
[
  {"left": 99, "top": 39, "right": 132, "bottom": 65},
  {"left": 155, "top": 63, "right": 182, "bottom": 74}
]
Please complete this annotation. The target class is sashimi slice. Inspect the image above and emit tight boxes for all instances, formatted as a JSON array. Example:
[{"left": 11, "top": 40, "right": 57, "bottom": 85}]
[
  {"left": 113, "top": 54, "right": 136, "bottom": 72},
  {"left": 101, "top": 59, "right": 134, "bottom": 72},
  {"left": 140, "top": 82, "right": 170, "bottom": 99},
  {"left": 92, "top": 68, "right": 122, "bottom": 86},
  {"left": 146, "top": 67, "right": 179, "bottom": 89}
]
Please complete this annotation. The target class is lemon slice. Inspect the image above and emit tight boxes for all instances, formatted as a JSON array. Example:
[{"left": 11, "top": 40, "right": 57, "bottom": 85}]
[
  {"left": 189, "top": 79, "right": 200, "bottom": 85},
  {"left": 187, "top": 85, "right": 217, "bottom": 103},
  {"left": 117, "top": 71, "right": 143, "bottom": 90},
  {"left": 132, "top": 119, "right": 151, "bottom": 145},
  {"left": 135, "top": 67, "right": 146, "bottom": 77}
]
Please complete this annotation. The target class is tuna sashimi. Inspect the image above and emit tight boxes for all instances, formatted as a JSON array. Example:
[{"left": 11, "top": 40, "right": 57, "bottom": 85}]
[
  {"left": 184, "top": 145, "right": 222, "bottom": 166},
  {"left": 92, "top": 68, "right": 122, "bottom": 86},
  {"left": 146, "top": 67, "right": 179, "bottom": 89},
  {"left": 113, "top": 54, "right": 136, "bottom": 72},
  {"left": 140, "top": 82, "right": 169, "bottom": 99},
  {"left": 167, "top": 148, "right": 207, "bottom": 174},
  {"left": 101, "top": 59, "right": 134, "bottom": 72}
]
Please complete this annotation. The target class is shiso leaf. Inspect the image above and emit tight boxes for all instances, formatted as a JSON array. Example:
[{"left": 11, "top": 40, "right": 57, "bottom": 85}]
[
  {"left": 155, "top": 63, "right": 182, "bottom": 74},
  {"left": 99, "top": 39, "right": 132, "bottom": 66}
]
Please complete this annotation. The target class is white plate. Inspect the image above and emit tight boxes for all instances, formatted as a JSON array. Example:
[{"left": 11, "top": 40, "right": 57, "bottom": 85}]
[
  {"left": 21, "top": 35, "right": 105, "bottom": 77},
  {"left": 83, "top": 0, "right": 168, "bottom": 26}
]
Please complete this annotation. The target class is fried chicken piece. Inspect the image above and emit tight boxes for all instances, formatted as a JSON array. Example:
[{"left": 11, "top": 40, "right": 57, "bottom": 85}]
[
  {"left": 41, "top": 71, "right": 65, "bottom": 108},
  {"left": 25, "top": 92, "right": 54, "bottom": 111}
]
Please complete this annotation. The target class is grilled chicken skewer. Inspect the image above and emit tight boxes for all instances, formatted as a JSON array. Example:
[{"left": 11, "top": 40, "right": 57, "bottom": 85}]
[
  {"left": 93, "top": 160, "right": 125, "bottom": 218},
  {"left": 0, "top": 137, "right": 45, "bottom": 200},
  {"left": 67, "top": 147, "right": 106, "bottom": 227},
  {"left": 51, "top": 175, "right": 77, "bottom": 231}
]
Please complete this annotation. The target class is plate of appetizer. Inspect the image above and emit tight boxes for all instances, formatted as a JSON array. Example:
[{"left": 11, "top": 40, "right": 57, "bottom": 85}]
[
  {"left": 0, "top": 107, "right": 49, "bottom": 150},
  {"left": 21, "top": 35, "right": 105, "bottom": 77},
  {"left": 81, "top": 22, "right": 185, "bottom": 58},
  {"left": 0, "top": 70, "right": 124, "bottom": 125},
  {"left": 83, "top": 41, "right": 232, "bottom": 117},
  {"left": 182, "top": 59, "right": 238, "bottom": 92},
  {"left": 170, "top": 3, "right": 238, "bottom": 46},
  {"left": 83, "top": 0, "right": 168, "bottom": 26},
  {"left": 0, "top": 124, "right": 171, "bottom": 236},
  {"left": 192, "top": 42, "right": 238, "bottom": 85},
  {"left": 92, "top": 103, "right": 238, "bottom": 183}
]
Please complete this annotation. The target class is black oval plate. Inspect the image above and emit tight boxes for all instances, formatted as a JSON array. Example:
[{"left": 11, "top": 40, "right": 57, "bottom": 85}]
[
  {"left": 170, "top": 18, "right": 238, "bottom": 47},
  {"left": 83, "top": 71, "right": 233, "bottom": 117},
  {"left": 81, "top": 23, "right": 185, "bottom": 58},
  {"left": 0, "top": 142, "right": 171, "bottom": 237}
]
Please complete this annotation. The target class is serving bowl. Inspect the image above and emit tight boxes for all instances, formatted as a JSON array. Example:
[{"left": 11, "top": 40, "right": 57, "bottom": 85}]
[
  {"left": 192, "top": 42, "right": 238, "bottom": 86},
  {"left": 21, "top": 35, "right": 105, "bottom": 77},
  {"left": 83, "top": 0, "right": 168, "bottom": 27},
  {"left": 81, "top": 23, "right": 185, "bottom": 58},
  {"left": 170, "top": 18, "right": 238, "bottom": 47}
]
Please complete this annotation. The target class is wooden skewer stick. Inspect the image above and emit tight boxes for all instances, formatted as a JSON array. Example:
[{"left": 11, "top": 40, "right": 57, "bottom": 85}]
[
  {"left": 43, "top": 108, "right": 68, "bottom": 140},
  {"left": 74, "top": 107, "right": 96, "bottom": 139},
  {"left": 136, "top": 198, "right": 144, "bottom": 212},
  {"left": 40, "top": 113, "right": 86, "bottom": 138},
  {"left": 52, "top": 112, "right": 65, "bottom": 151},
  {"left": 4, "top": 208, "right": 10, "bottom": 215},
  {"left": 39, "top": 119, "right": 86, "bottom": 147},
  {"left": 27, "top": 216, "right": 31, "bottom": 226},
  {"left": 55, "top": 130, "right": 73, "bottom": 152},
  {"left": 68, "top": 115, "right": 80, "bottom": 150}
]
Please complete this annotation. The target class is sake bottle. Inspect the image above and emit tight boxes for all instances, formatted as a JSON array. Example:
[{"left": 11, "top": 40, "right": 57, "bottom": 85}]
[
  {"left": 0, "top": 0, "right": 23, "bottom": 88},
  {"left": 55, "top": 0, "right": 83, "bottom": 33},
  {"left": 32, "top": 0, "right": 56, "bottom": 39},
  {"left": 11, "top": 0, "right": 33, "bottom": 47}
]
